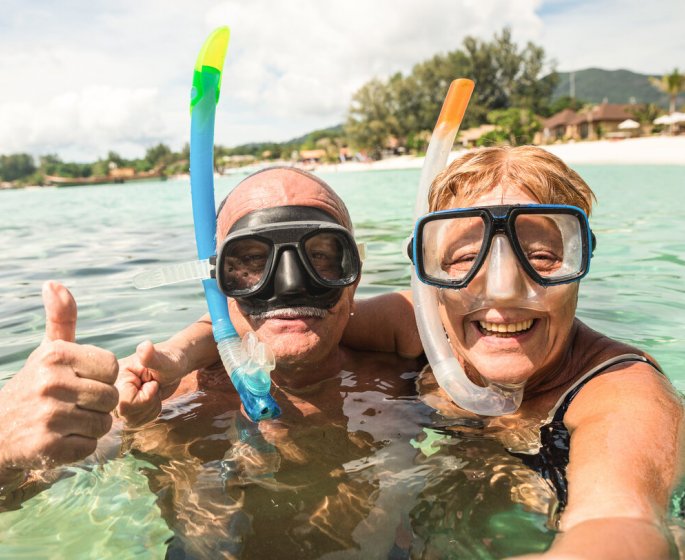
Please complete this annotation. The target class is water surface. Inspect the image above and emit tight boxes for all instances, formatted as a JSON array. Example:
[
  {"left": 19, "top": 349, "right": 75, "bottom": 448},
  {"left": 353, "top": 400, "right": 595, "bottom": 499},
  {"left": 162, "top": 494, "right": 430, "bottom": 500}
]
[{"left": 0, "top": 165, "right": 683, "bottom": 558}]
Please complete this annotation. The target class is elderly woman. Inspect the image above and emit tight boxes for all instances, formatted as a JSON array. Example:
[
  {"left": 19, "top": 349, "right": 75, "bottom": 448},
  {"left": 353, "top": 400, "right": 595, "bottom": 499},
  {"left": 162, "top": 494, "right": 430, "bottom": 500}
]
[{"left": 346, "top": 145, "right": 684, "bottom": 559}]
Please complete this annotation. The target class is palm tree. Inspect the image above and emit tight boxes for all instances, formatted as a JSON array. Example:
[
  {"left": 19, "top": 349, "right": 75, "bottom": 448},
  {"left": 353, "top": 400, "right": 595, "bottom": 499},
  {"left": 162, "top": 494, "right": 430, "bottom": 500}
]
[{"left": 649, "top": 68, "right": 685, "bottom": 114}]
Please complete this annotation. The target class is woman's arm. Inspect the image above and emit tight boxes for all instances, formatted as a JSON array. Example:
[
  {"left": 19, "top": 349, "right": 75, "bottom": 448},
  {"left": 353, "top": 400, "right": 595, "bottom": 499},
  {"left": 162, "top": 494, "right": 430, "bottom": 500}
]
[
  {"left": 545, "top": 362, "right": 683, "bottom": 559},
  {"left": 342, "top": 291, "right": 424, "bottom": 358},
  {"left": 510, "top": 517, "right": 674, "bottom": 560}
]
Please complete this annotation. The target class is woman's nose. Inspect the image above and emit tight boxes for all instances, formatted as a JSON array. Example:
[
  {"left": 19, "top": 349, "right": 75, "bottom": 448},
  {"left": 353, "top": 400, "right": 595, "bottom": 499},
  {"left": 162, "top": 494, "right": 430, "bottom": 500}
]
[{"left": 482, "top": 235, "right": 529, "bottom": 301}]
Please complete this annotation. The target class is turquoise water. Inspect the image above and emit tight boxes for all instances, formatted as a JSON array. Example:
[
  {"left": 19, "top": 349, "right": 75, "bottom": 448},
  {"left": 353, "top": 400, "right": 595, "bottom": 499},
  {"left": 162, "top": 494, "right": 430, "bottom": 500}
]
[{"left": 0, "top": 165, "right": 684, "bottom": 558}]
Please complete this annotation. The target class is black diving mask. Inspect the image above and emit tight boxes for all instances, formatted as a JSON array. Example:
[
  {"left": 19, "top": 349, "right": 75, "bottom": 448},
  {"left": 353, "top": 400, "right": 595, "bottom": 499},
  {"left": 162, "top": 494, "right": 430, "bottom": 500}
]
[{"left": 217, "top": 206, "right": 362, "bottom": 314}]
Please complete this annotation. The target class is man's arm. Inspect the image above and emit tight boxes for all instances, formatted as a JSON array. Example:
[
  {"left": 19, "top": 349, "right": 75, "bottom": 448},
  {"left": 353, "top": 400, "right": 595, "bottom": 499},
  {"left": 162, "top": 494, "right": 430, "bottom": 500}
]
[
  {"left": 512, "top": 362, "right": 683, "bottom": 559},
  {"left": 342, "top": 291, "right": 423, "bottom": 358},
  {"left": 115, "top": 314, "right": 218, "bottom": 426},
  {"left": 0, "top": 282, "right": 118, "bottom": 491}
]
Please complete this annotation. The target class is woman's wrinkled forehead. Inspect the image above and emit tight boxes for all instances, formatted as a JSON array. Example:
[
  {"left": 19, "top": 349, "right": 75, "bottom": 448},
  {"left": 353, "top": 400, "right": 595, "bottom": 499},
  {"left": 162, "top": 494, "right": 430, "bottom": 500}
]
[
  {"left": 217, "top": 168, "right": 352, "bottom": 237},
  {"left": 443, "top": 184, "right": 542, "bottom": 209},
  {"left": 429, "top": 146, "right": 595, "bottom": 215}
]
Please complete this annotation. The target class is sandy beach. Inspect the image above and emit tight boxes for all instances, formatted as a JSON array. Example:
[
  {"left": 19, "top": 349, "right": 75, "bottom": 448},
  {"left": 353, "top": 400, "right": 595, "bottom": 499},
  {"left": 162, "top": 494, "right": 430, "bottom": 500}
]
[{"left": 313, "top": 136, "right": 685, "bottom": 174}]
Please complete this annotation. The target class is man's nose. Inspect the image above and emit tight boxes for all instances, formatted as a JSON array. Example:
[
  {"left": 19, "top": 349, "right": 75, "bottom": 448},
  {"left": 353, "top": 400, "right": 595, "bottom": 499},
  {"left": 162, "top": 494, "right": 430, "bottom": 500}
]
[
  {"left": 273, "top": 249, "right": 308, "bottom": 297},
  {"left": 483, "top": 235, "right": 528, "bottom": 300}
]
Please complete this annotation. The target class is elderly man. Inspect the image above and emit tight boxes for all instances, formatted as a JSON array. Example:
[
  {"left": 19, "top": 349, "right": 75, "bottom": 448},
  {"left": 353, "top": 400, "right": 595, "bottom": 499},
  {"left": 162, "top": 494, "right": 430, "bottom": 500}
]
[
  {"left": 0, "top": 282, "right": 118, "bottom": 495},
  {"left": 114, "top": 167, "right": 424, "bottom": 558},
  {"left": 116, "top": 166, "right": 421, "bottom": 425}
]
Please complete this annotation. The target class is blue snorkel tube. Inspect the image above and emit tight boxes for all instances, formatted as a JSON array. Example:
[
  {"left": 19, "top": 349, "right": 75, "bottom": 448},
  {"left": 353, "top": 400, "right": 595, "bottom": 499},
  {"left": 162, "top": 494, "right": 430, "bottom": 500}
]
[{"left": 189, "top": 27, "right": 281, "bottom": 422}]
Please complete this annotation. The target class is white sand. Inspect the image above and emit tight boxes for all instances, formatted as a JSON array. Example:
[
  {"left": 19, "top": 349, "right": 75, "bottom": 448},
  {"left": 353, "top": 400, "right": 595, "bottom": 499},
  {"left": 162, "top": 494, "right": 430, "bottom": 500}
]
[
  {"left": 540, "top": 136, "right": 685, "bottom": 166},
  {"left": 314, "top": 136, "right": 685, "bottom": 174}
]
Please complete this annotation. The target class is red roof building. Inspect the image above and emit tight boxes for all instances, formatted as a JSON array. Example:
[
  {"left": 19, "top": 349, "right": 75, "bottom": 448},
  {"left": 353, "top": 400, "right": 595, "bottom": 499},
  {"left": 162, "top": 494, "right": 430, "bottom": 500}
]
[{"left": 541, "top": 103, "right": 638, "bottom": 142}]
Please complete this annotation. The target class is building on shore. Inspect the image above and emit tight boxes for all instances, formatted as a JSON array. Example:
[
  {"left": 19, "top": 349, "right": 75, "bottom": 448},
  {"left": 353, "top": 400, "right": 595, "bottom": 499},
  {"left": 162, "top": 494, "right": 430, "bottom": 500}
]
[
  {"left": 539, "top": 103, "right": 640, "bottom": 143},
  {"left": 458, "top": 124, "right": 497, "bottom": 148}
]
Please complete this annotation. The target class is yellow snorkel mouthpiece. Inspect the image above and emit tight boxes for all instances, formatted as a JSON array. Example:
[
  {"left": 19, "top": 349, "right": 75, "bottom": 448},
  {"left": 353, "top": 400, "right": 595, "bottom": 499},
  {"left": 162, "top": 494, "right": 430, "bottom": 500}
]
[{"left": 191, "top": 26, "right": 230, "bottom": 110}]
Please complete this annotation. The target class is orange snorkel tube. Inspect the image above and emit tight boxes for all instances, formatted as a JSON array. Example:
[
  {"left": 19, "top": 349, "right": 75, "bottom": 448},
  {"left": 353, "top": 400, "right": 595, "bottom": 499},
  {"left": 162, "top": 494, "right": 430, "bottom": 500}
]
[{"left": 410, "top": 79, "right": 525, "bottom": 416}]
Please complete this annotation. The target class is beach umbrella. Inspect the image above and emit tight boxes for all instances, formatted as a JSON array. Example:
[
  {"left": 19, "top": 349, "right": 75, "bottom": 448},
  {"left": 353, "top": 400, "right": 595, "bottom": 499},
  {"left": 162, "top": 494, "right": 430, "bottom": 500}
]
[
  {"left": 668, "top": 112, "right": 685, "bottom": 123},
  {"left": 654, "top": 112, "right": 685, "bottom": 125},
  {"left": 618, "top": 119, "right": 640, "bottom": 129}
]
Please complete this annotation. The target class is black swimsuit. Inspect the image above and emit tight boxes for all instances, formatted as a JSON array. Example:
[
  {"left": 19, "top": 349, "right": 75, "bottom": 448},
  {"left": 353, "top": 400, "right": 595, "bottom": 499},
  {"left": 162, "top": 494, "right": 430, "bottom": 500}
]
[{"left": 512, "top": 353, "right": 661, "bottom": 512}]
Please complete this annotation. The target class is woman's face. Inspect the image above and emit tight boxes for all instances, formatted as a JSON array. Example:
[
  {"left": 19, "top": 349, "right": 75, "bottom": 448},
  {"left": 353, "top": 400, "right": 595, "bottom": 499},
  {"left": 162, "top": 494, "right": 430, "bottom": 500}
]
[{"left": 437, "top": 185, "right": 579, "bottom": 386}]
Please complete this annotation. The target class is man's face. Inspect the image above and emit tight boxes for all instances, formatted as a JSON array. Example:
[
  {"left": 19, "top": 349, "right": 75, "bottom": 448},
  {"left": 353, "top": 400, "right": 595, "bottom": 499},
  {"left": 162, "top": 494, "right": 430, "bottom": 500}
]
[{"left": 218, "top": 169, "right": 358, "bottom": 369}]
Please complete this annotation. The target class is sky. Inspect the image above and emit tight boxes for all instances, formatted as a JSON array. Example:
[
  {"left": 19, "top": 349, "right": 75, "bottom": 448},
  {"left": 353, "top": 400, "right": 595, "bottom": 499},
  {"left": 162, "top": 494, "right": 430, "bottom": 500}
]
[{"left": 0, "top": 0, "right": 682, "bottom": 162}]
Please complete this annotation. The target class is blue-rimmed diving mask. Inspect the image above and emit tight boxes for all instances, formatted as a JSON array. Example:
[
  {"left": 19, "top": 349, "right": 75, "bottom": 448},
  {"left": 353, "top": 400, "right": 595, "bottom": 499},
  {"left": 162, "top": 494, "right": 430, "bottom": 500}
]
[{"left": 410, "top": 204, "right": 596, "bottom": 290}]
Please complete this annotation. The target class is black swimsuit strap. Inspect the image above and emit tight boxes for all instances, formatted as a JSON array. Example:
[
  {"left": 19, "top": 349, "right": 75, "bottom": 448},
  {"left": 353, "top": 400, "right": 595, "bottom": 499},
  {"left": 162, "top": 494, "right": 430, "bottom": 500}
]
[
  {"left": 550, "top": 354, "right": 662, "bottom": 424},
  {"left": 512, "top": 353, "right": 662, "bottom": 512}
]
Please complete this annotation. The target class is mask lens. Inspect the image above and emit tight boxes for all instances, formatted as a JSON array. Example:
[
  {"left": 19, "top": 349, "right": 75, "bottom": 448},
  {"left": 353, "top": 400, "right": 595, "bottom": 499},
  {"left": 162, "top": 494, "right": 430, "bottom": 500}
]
[
  {"left": 303, "top": 231, "right": 356, "bottom": 284},
  {"left": 221, "top": 238, "right": 272, "bottom": 293},
  {"left": 514, "top": 213, "right": 583, "bottom": 280},
  {"left": 422, "top": 215, "right": 486, "bottom": 284}
]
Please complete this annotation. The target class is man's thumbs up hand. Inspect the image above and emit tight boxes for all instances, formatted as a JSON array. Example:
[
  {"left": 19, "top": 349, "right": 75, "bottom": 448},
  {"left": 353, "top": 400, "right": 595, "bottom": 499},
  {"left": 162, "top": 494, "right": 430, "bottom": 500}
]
[
  {"left": 43, "top": 280, "right": 78, "bottom": 343},
  {"left": 0, "top": 282, "right": 119, "bottom": 480}
]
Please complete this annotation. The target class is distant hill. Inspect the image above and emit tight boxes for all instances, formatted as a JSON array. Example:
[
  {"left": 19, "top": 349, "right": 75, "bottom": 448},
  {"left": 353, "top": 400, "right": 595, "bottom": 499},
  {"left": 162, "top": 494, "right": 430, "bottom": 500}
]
[
  {"left": 553, "top": 68, "right": 672, "bottom": 106},
  {"left": 284, "top": 124, "right": 344, "bottom": 145}
]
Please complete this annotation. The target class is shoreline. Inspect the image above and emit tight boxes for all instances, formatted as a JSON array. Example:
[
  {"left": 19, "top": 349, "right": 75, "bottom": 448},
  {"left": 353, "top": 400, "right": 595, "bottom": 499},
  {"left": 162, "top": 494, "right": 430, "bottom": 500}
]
[
  {"left": 3, "top": 136, "right": 684, "bottom": 190},
  {"left": 311, "top": 136, "right": 685, "bottom": 174}
]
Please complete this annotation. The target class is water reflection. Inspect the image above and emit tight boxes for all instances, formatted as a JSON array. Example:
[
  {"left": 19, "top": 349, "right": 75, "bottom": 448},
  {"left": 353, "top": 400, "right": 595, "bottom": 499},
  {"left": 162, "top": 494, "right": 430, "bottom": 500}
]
[
  {"left": 1, "top": 167, "right": 684, "bottom": 557},
  {"left": 108, "top": 357, "right": 571, "bottom": 559}
]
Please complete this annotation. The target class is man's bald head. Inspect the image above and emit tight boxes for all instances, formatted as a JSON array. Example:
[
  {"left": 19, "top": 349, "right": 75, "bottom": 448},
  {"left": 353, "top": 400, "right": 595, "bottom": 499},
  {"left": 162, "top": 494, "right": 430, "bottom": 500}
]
[
  {"left": 217, "top": 167, "right": 352, "bottom": 239},
  {"left": 217, "top": 166, "right": 358, "bottom": 377}
]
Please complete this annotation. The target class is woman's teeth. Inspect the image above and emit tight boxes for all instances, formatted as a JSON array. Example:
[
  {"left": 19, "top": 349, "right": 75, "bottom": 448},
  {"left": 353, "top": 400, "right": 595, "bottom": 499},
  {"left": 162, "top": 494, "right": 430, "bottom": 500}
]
[{"left": 478, "top": 319, "right": 534, "bottom": 336}]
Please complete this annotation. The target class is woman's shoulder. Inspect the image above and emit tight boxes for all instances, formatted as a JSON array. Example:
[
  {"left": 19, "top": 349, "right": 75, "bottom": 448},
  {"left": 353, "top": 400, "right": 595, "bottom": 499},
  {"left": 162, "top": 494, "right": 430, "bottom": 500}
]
[
  {"left": 565, "top": 321, "right": 680, "bottom": 427},
  {"left": 571, "top": 321, "right": 661, "bottom": 376},
  {"left": 573, "top": 320, "right": 656, "bottom": 366}
]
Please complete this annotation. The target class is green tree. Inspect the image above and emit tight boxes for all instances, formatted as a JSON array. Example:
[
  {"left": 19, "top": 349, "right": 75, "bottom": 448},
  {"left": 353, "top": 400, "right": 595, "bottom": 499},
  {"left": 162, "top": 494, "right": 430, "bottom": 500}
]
[
  {"left": 345, "top": 27, "right": 556, "bottom": 155},
  {"left": 464, "top": 28, "right": 557, "bottom": 117},
  {"left": 479, "top": 108, "right": 541, "bottom": 146},
  {"left": 345, "top": 78, "right": 400, "bottom": 159},
  {"left": 546, "top": 95, "right": 586, "bottom": 116},
  {"left": 649, "top": 68, "right": 685, "bottom": 114},
  {"left": 463, "top": 34, "right": 507, "bottom": 113},
  {"left": 408, "top": 50, "right": 473, "bottom": 131},
  {"left": 38, "top": 154, "right": 63, "bottom": 176},
  {"left": 144, "top": 143, "right": 172, "bottom": 168},
  {"left": 628, "top": 103, "right": 662, "bottom": 131},
  {"left": 386, "top": 72, "right": 419, "bottom": 138},
  {"left": 0, "top": 153, "right": 36, "bottom": 182},
  {"left": 91, "top": 158, "right": 110, "bottom": 177},
  {"left": 180, "top": 142, "right": 190, "bottom": 161},
  {"left": 107, "top": 151, "right": 126, "bottom": 168},
  {"left": 511, "top": 42, "right": 558, "bottom": 115}
]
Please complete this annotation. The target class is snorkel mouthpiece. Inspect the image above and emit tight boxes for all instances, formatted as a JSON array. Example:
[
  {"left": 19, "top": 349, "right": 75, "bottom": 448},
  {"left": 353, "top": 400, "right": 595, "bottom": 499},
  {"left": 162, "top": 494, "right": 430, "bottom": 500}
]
[
  {"left": 216, "top": 335, "right": 277, "bottom": 421},
  {"left": 190, "top": 27, "right": 280, "bottom": 421},
  {"left": 412, "top": 79, "right": 524, "bottom": 416}
]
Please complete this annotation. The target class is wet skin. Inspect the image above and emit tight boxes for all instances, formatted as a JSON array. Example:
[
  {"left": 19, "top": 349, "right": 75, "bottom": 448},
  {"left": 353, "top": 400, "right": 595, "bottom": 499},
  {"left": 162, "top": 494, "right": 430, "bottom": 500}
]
[{"left": 126, "top": 350, "right": 426, "bottom": 559}]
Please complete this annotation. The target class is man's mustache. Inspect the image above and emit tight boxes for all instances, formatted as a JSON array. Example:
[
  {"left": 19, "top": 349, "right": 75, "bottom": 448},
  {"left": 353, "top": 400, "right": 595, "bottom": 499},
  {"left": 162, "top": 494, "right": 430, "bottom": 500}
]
[{"left": 250, "top": 307, "right": 328, "bottom": 321}]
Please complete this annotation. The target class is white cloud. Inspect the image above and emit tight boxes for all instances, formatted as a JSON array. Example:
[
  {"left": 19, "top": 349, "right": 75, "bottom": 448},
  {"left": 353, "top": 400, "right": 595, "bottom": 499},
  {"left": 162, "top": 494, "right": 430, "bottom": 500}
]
[
  {"left": 211, "top": 0, "right": 543, "bottom": 123},
  {"left": 0, "top": 86, "right": 176, "bottom": 161},
  {"left": 0, "top": 0, "right": 682, "bottom": 160},
  {"left": 539, "top": 0, "right": 685, "bottom": 73}
]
